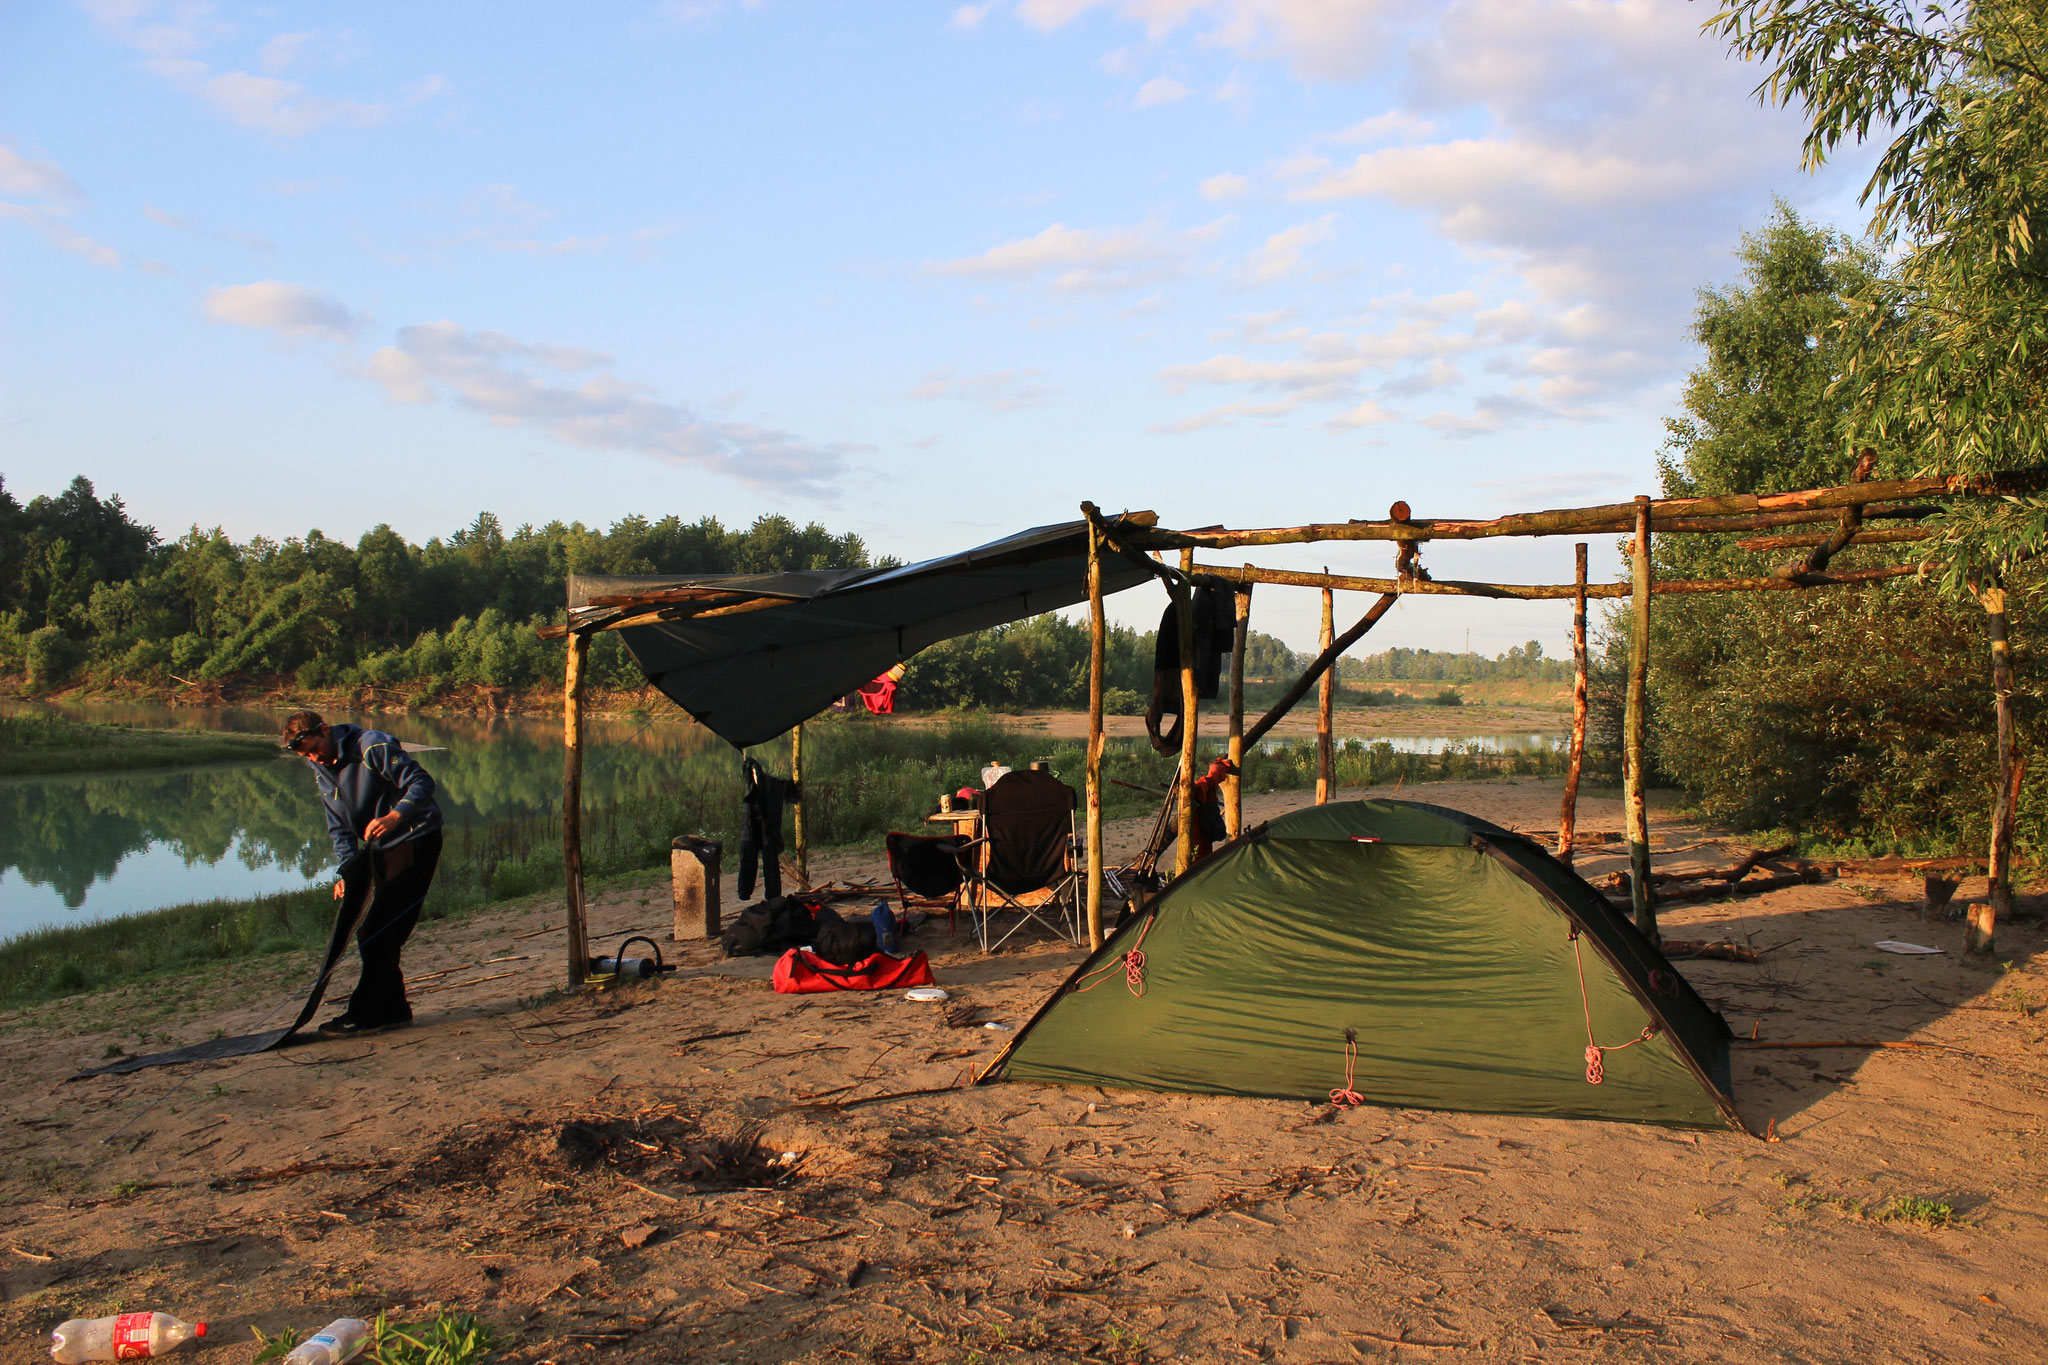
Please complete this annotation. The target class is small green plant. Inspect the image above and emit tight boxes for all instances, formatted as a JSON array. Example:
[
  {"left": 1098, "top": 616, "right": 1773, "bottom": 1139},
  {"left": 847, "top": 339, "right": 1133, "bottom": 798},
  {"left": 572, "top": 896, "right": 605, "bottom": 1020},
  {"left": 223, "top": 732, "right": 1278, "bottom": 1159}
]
[
  {"left": 251, "top": 1325, "right": 303, "bottom": 1362},
  {"left": 109, "top": 1179, "right": 148, "bottom": 1199},
  {"left": 370, "top": 1310, "right": 500, "bottom": 1365},
  {"left": 1873, "top": 1194, "right": 1956, "bottom": 1228},
  {"left": 1997, "top": 986, "right": 2039, "bottom": 1018}
]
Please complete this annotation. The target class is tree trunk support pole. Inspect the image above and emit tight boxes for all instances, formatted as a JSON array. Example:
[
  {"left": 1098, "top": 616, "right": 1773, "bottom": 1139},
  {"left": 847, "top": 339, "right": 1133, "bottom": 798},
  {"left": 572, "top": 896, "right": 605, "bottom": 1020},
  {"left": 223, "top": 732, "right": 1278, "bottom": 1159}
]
[
  {"left": 1175, "top": 548, "right": 1200, "bottom": 875},
  {"left": 1085, "top": 515, "right": 1107, "bottom": 949},
  {"left": 1981, "top": 582, "right": 2021, "bottom": 950},
  {"left": 1626, "top": 498, "right": 1656, "bottom": 942},
  {"left": 562, "top": 629, "right": 590, "bottom": 988},
  {"left": 1559, "top": 542, "right": 1589, "bottom": 861},
  {"left": 1225, "top": 584, "right": 1250, "bottom": 839},
  {"left": 1316, "top": 582, "right": 1335, "bottom": 804},
  {"left": 790, "top": 721, "right": 808, "bottom": 891}
]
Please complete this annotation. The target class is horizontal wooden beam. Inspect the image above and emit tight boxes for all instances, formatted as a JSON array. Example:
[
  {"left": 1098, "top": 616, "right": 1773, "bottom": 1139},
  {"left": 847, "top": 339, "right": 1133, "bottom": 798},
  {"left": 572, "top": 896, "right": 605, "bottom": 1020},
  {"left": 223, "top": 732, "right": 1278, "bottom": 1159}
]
[
  {"left": 1132, "top": 468, "right": 2047, "bottom": 550},
  {"left": 1189, "top": 560, "right": 1925, "bottom": 600},
  {"left": 1735, "top": 526, "right": 1934, "bottom": 552}
]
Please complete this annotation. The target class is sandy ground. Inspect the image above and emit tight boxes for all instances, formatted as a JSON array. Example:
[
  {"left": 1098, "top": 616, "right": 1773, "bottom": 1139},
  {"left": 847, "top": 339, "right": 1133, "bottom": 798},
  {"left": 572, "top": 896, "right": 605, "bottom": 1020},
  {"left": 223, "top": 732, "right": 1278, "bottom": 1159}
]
[{"left": 3, "top": 779, "right": 2045, "bottom": 1364}]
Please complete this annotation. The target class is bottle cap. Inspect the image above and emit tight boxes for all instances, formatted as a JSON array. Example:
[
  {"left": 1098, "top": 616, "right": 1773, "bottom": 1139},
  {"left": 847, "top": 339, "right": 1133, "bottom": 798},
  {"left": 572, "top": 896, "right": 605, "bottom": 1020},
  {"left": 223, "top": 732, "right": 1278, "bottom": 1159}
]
[{"left": 196, "top": 1325, "right": 208, "bottom": 1338}]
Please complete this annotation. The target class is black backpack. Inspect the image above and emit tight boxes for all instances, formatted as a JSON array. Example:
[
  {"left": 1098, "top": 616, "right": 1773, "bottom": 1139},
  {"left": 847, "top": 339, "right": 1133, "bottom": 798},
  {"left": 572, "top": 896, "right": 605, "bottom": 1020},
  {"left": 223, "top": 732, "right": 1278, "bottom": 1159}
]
[
  {"left": 810, "top": 903, "right": 878, "bottom": 966},
  {"left": 720, "top": 895, "right": 819, "bottom": 958}
]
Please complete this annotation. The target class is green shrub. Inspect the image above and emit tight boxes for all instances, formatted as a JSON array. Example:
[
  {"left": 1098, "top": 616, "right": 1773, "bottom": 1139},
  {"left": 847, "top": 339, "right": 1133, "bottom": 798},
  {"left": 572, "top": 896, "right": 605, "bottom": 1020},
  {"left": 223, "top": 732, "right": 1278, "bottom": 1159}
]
[{"left": 24, "top": 626, "right": 80, "bottom": 690}]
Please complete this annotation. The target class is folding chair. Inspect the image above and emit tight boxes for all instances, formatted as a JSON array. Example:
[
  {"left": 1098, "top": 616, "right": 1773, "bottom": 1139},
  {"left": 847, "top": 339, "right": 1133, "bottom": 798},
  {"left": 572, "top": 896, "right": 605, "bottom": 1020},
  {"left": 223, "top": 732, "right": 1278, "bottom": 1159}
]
[
  {"left": 884, "top": 831, "right": 968, "bottom": 937},
  {"left": 957, "top": 769, "right": 1081, "bottom": 951}
]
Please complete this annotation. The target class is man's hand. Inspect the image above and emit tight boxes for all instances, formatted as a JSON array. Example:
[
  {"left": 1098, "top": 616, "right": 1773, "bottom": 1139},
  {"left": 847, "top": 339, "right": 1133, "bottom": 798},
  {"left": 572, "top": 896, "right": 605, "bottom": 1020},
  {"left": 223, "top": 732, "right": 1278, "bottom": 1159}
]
[
  {"left": 333, "top": 879, "right": 346, "bottom": 901},
  {"left": 364, "top": 812, "right": 402, "bottom": 841}
]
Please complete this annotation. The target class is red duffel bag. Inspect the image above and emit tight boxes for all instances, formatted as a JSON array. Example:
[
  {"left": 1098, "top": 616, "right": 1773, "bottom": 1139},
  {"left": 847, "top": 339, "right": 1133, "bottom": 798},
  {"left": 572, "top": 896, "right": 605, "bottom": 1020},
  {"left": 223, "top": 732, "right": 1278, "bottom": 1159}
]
[{"left": 772, "top": 947, "right": 936, "bottom": 994}]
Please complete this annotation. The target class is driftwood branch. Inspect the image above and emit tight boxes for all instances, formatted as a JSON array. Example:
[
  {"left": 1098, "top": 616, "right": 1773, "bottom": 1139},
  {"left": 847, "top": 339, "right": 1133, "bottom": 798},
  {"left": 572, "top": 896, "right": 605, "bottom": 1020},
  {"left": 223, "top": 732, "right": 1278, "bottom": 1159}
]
[
  {"left": 1188, "top": 560, "right": 1924, "bottom": 602},
  {"left": 1242, "top": 594, "right": 1400, "bottom": 748}
]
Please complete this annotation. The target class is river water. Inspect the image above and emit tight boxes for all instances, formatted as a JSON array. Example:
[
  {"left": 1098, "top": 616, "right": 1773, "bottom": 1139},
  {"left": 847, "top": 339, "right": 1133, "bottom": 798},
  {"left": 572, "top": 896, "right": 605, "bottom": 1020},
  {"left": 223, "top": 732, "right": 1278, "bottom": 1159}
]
[{"left": 0, "top": 702, "right": 1563, "bottom": 943}]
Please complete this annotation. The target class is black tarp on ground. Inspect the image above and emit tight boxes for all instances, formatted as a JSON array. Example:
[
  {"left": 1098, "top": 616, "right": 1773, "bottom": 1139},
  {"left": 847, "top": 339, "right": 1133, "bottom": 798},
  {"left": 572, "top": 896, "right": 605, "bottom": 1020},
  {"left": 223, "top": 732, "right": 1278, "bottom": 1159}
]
[
  {"left": 73, "top": 851, "right": 376, "bottom": 1078},
  {"left": 566, "top": 518, "right": 1154, "bottom": 749}
]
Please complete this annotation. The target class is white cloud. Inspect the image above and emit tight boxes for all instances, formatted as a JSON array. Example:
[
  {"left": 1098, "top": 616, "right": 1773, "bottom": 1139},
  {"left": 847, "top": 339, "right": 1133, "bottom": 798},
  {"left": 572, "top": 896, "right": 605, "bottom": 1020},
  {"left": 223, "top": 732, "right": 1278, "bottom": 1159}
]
[
  {"left": 0, "top": 140, "right": 82, "bottom": 202},
  {"left": 0, "top": 203, "right": 120, "bottom": 268},
  {"left": 931, "top": 219, "right": 1202, "bottom": 292},
  {"left": 204, "top": 281, "right": 364, "bottom": 340},
  {"left": 1244, "top": 213, "right": 1335, "bottom": 283},
  {"left": 1214, "top": 69, "right": 1253, "bottom": 111},
  {"left": 950, "top": 2, "right": 1000, "bottom": 29},
  {"left": 1327, "top": 398, "right": 1394, "bottom": 430},
  {"left": 85, "top": 2, "right": 445, "bottom": 137},
  {"left": 906, "top": 368, "right": 1057, "bottom": 410},
  {"left": 363, "top": 322, "right": 855, "bottom": 494},
  {"left": 1015, "top": 1, "right": 1398, "bottom": 81},
  {"left": 1134, "top": 75, "right": 1190, "bottom": 107},
  {"left": 145, "top": 203, "right": 275, "bottom": 252},
  {"left": 1199, "top": 172, "right": 1251, "bottom": 201},
  {"left": 1331, "top": 110, "right": 1435, "bottom": 145}
]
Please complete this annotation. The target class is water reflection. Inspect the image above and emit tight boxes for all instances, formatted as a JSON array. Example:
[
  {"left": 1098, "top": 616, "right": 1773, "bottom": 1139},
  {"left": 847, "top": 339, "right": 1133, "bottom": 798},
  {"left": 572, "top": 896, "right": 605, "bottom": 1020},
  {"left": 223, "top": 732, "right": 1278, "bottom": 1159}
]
[{"left": 0, "top": 703, "right": 734, "bottom": 942}]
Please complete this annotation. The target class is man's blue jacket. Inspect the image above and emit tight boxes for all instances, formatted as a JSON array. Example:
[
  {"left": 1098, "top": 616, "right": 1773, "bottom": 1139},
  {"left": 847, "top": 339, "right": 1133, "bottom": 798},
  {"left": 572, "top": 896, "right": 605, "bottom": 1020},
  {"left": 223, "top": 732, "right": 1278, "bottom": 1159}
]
[{"left": 305, "top": 723, "right": 443, "bottom": 869}]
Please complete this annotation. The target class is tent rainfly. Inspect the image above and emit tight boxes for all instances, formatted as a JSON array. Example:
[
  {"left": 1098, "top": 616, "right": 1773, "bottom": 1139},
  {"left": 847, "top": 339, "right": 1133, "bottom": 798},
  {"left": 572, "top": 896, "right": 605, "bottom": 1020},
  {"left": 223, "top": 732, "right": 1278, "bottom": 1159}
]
[
  {"left": 981, "top": 799, "right": 1741, "bottom": 1130},
  {"left": 559, "top": 519, "right": 1155, "bottom": 749}
]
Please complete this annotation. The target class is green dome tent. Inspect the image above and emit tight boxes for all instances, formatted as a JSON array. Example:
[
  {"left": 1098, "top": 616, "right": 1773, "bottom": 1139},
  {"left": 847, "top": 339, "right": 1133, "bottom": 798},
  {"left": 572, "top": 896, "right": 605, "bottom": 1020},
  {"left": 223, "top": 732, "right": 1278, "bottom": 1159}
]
[{"left": 981, "top": 800, "right": 1742, "bottom": 1130}]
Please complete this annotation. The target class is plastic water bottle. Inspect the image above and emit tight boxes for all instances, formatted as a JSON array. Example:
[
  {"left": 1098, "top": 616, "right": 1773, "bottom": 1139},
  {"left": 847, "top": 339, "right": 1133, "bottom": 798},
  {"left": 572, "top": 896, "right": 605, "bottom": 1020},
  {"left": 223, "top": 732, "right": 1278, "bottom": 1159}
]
[
  {"left": 280, "top": 1319, "right": 372, "bottom": 1365},
  {"left": 589, "top": 956, "right": 666, "bottom": 979},
  {"left": 50, "top": 1313, "right": 206, "bottom": 1362}
]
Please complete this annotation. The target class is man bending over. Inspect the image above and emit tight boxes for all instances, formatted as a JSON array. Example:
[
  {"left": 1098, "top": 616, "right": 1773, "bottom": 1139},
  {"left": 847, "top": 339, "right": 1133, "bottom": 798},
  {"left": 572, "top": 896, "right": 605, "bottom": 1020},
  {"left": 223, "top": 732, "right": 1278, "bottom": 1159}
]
[{"left": 280, "top": 709, "right": 443, "bottom": 1035}]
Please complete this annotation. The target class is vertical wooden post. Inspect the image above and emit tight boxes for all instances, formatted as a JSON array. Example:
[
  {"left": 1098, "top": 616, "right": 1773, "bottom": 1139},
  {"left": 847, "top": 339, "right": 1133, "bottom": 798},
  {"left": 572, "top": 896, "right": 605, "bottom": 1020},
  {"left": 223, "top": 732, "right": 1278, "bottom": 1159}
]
[
  {"left": 1558, "top": 542, "right": 1589, "bottom": 861},
  {"left": 1085, "top": 517, "right": 1107, "bottom": 949},
  {"left": 1175, "top": 549, "right": 1200, "bottom": 876},
  {"left": 562, "top": 629, "right": 590, "bottom": 987},
  {"left": 1225, "top": 584, "right": 1251, "bottom": 839},
  {"left": 1981, "top": 583, "right": 2020, "bottom": 948},
  {"left": 790, "top": 721, "right": 808, "bottom": 891},
  {"left": 1626, "top": 498, "right": 1656, "bottom": 942},
  {"left": 1316, "top": 583, "right": 1335, "bottom": 804}
]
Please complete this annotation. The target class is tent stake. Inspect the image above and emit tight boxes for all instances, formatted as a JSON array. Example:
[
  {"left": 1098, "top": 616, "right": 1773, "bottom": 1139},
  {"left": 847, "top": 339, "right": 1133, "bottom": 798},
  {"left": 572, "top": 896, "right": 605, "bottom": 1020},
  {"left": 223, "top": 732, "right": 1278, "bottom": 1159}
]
[
  {"left": 1225, "top": 584, "right": 1251, "bottom": 839},
  {"left": 791, "top": 721, "right": 809, "bottom": 891},
  {"left": 1175, "top": 548, "right": 1200, "bottom": 875},
  {"left": 1980, "top": 581, "right": 2021, "bottom": 950},
  {"left": 562, "top": 629, "right": 590, "bottom": 988},
  {"left": 1559, "top": 543, "right": 1589, "bottom": 861},
  {"left": 1626, "top": 498, "right": 1656, "bottom": 942},
  {"left": 1316, "top": 583, "right": 1335, "bottom": 804},
  {"left": 1085, "top": 513, "right": 1107, "bottom": 949}
]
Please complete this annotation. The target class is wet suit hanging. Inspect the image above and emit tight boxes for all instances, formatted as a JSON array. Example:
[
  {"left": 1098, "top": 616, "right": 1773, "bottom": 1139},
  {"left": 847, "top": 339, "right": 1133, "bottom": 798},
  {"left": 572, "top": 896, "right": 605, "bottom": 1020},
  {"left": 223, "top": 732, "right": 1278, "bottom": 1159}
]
[
  {"left": 1146, "top": 585, "right": 1233, "bottom": 755},
  {"left": 738, "top": 756, "right": 800, "bottom": 900}
]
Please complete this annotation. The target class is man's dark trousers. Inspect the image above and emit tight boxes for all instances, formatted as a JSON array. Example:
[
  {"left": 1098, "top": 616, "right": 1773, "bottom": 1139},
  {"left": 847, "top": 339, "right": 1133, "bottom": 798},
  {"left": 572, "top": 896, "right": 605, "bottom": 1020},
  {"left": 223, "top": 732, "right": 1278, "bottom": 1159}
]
[{"left": 347, "top": 830, "right": 442, "bottom": 1023}]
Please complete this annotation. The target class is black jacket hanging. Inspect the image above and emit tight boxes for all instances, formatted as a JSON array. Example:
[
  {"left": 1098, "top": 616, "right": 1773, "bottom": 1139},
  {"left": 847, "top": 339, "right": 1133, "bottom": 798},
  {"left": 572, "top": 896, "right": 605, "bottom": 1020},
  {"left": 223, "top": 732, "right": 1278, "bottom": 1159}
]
[
  {"left": 737, "top": 756, "right": 800, "bottom": 901},
  {"left": 1146, "top": 586, "right": 1232, "bottom": 755}
]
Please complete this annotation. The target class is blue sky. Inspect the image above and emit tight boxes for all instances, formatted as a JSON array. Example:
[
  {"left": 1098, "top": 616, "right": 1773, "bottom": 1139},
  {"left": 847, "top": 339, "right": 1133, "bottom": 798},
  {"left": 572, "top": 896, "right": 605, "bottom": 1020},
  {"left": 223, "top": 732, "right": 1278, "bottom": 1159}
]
[{"left": 1, "top": 1, "right": 1866, "bottom": 654}]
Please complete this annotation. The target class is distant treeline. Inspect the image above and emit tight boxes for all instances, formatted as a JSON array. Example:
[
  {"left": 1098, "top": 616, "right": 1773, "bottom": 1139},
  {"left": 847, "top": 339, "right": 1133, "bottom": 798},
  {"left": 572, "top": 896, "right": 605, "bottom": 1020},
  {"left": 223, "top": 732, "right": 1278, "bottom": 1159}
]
[{"left": 0, "top": 474, "right": 1567, "bottom": 709}]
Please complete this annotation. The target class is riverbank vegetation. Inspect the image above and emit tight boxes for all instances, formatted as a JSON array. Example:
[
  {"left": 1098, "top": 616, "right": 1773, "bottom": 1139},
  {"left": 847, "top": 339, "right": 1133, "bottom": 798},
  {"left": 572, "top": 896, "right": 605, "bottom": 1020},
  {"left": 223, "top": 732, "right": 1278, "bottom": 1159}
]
[
  {"left": 0, "top": 714, "right": 1568, "bottom": 1007},
  {"left": 0, "top": 710, "right": 279, "bottom": 777}
]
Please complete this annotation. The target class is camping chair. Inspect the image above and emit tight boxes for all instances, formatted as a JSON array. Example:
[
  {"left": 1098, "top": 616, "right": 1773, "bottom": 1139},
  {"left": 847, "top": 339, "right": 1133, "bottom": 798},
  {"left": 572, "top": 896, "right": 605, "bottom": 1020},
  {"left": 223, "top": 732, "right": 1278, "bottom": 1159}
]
[
  {"left": 957, "top": 768, "right": 1081, "bottom": 951},
  {"left": 884, "top": 831, "right": 967, "bottom": 937}
]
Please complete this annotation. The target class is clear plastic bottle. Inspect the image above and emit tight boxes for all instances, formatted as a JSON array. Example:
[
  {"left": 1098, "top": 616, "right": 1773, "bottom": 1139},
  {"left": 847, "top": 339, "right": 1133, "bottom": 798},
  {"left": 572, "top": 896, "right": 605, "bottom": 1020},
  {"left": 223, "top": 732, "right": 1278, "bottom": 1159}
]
[
  {"left": 280, "top": 1319, "right": 372, "bottom": 1365},
  {"left": 50, "top": 1313, "right": 206, "bottom": 1362}
]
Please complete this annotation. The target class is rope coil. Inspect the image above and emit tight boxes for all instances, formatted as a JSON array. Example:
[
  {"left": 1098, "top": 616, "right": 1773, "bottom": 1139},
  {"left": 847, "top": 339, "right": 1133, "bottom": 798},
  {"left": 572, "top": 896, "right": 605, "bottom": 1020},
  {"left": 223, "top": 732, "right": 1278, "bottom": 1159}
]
[
  {"left": 1571, "top": 929, "right": 1658, "bottom": 1085},
  {"left": 1074, "top": 912, "right": 1155, "bottom": 998},
  {"left": 1329, "top": 1027, "right": 1366, "bottom": 1108}
]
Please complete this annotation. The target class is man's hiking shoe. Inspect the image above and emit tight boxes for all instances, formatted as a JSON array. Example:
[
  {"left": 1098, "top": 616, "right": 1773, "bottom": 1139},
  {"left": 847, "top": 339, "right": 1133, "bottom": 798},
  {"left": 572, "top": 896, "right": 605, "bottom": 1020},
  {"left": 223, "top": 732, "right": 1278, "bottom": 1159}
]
[{"left": 317, "top": 1013, "right": 410, "bottom": 1037}]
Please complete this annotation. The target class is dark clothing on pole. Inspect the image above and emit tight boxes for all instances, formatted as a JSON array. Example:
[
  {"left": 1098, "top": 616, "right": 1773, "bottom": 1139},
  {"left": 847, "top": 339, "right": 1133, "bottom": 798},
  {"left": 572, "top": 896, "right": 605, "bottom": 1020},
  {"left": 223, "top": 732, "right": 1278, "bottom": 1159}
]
[{"left": 738, "top": 757, "right": 799, "bottom": 901}]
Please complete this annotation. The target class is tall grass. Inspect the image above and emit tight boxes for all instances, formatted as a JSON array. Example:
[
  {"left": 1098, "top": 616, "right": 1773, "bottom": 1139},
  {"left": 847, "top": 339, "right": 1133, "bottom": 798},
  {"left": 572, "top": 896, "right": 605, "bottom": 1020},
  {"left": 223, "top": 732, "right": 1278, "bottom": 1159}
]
[
  {"left": 0, "top": 716, "right": 1569, "bottom": 1008},
  {"left": 0, "top": 710, "right": 279, "bottom": 776}
]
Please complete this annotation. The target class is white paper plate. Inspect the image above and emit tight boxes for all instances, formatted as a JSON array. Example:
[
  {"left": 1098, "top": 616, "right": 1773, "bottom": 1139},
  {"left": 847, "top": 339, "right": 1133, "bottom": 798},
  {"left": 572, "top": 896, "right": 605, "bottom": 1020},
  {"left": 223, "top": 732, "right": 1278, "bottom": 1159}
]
[
  {"left": 905, "top": 986, "right": 950, "bottom": 1002},
  {"left": 1875, "top": 940, "right": 1944, "bottom": 955}
]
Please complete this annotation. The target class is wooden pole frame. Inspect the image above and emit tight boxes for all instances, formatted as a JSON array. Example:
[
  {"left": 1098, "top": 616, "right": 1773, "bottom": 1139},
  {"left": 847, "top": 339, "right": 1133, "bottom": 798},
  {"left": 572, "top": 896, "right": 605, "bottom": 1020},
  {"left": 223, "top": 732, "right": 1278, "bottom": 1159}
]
[
  {"left": 1316, "top": 583, "right": 1335, "bottom": 804},
  {"left": 790, "top": 721, "right": 808, "bottom": 891},
  {"left": 1980, "top": 582, "right": 2022, "bottom": 951},
  {"left": 562, "top": 629, "right": 590, "bottom": 988},
  {"left": 1225, "top": 585, "right": 1250, "bottom": 839},
  {"left": 1626, "top": 498, "right": 1656, "bottom": 942},
  {"left": 1085, "top": 517, "right": 1107, "bottom": 949},
  {"left": 1558, "top": 543, "right": 1589, "bottom": 862},
  {"left": 1174, "top": 549, "right": 1200, "bottom": 875}
]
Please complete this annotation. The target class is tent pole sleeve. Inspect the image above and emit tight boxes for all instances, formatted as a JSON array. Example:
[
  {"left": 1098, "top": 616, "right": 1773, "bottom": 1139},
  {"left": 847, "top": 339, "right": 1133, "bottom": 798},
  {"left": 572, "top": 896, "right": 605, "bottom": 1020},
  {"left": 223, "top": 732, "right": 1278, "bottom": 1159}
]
[
  {"left": 1559, "top": 542, "right": 1589, "bottom": 862},
  {"left": 1626, "top": 498, "right": 1656, "bottom": 942},
  {"left": 1316, "top": 582, "right": 1335, "bottom": 804},
  {"left": 563, "top": 629, "right": 590, "bottom": 988},
  {"left": 1244, "top": 594, "right": 1399, "bottom": 748},
  {"left": 1226, "top": 584, "right": 1250, "bottom": 839},
  {"left": 1176, "top": 549, "right": 1200, "bottom": 875},
  {"left": 792, "top": 721, "right": 808, "bottom": 891},
  {"left": 1086, "top": 516, "right": 1107, "bottom": 950},
  {"left": 1980, "top": 582, "right": 2020, "bottom": 952}
]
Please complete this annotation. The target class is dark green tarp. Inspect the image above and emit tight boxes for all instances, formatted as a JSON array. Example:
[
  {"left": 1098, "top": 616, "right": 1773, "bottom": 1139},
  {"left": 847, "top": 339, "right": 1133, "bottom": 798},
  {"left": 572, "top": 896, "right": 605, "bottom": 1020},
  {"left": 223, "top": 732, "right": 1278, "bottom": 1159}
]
[
  {"left": 985, "top": 799, "right": 1741, "bottom": 1130},
  {"left": 568, "top": 519, "right": 1153, "bottom": 748}
]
